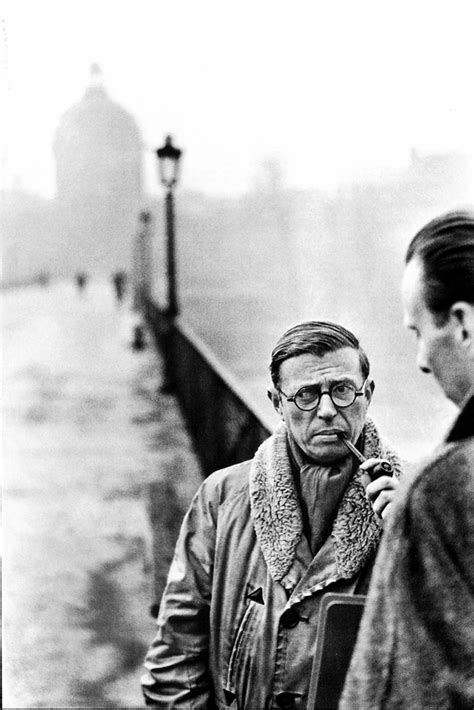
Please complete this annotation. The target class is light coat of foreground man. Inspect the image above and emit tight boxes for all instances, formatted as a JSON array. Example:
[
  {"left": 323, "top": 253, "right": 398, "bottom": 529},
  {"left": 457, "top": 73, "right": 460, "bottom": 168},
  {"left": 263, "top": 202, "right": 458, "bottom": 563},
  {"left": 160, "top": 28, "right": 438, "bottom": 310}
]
[
  {"left": 340, "top": 210, "right": 474, "bottom": 709},
  {"left": 142, "top": 321, "right": 403, "bottom": 708}
]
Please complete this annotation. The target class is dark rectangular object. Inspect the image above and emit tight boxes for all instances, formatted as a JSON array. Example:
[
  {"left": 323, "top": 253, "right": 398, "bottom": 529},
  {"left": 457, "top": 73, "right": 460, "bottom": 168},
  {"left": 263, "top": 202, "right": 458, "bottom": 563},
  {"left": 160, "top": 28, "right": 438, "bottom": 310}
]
[{"left": 307, "top": 593, "right": 367, "bottom": 709}]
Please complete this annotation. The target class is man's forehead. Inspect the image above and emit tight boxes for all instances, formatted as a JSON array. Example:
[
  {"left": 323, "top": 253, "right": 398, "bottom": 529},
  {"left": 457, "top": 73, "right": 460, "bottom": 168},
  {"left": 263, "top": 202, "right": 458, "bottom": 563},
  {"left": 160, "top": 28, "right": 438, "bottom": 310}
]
[
  {"left": 402, "top": 258, "right": 425, "bottom": 311},
  {"left": 279, "top": 348, "right": 362, "bottom": 381}
]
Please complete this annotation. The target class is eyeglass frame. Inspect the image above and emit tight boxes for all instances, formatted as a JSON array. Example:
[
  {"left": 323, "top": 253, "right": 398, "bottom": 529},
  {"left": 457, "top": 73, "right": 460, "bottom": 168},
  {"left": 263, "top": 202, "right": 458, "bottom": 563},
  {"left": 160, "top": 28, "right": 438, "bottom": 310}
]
[{"left": 277, "top": 377, "right": 370, "bottom": 411}]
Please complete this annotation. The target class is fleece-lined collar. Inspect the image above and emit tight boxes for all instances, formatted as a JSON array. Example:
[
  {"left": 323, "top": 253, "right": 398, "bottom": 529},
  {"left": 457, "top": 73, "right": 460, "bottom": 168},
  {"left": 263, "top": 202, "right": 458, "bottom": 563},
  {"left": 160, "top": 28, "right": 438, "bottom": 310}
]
[{"left": 249, "top": 418, "right": 403, "bottom": 582}]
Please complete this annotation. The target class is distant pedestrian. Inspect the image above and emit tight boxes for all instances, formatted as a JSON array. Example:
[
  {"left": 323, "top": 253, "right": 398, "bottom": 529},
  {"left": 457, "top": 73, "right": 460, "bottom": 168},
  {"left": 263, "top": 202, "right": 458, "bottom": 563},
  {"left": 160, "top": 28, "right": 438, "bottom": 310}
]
[
  {"left": 340, "top": 210, "right": 474, "bottom": 709},
  {"left": 112, "top": 270, "right": 127, "bottom": 302},
  {"left": 131, "top": 324, "right": 146, "bottom": 351},
  {"left": 38, "top": 272, "right": 50, "bottom": 287},
  {"left": 75, "top": 272, "right": 88, "bottom": 292}
]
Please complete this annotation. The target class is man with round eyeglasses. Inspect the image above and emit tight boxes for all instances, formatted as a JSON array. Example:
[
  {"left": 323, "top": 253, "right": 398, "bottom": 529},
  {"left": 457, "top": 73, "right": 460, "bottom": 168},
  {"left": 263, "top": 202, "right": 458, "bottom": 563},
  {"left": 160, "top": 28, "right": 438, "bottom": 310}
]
[
  {"left": 142, "top": 321, "right": 404, "bottom": 709},
  {"left": 268, "top": 324, "right": 399, "bottom": 518}
]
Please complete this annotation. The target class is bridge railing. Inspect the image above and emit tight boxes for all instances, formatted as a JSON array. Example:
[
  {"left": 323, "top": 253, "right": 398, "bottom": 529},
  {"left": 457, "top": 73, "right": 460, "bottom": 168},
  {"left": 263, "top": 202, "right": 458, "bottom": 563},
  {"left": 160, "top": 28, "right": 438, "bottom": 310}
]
[{"left": 144, "top": 299, "right": 273, "bottom": 476}]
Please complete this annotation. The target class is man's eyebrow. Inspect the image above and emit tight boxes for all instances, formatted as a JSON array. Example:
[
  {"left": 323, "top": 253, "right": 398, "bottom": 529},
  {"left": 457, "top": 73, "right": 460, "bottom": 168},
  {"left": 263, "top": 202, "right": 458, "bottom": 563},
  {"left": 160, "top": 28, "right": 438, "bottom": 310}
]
[
  {"left": 330, "top": 377, "right": 359, "bottom": 385},
  {"left": 299, "top": 376, "right": 358, "bottom": 387}
]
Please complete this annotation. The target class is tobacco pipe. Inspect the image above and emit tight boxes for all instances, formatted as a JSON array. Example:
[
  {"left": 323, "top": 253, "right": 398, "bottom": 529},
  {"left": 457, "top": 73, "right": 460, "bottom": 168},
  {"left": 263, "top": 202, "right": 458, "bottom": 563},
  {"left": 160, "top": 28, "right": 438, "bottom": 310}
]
[{"left": 338, "top": 434, "right": 393, "bottom": 479}]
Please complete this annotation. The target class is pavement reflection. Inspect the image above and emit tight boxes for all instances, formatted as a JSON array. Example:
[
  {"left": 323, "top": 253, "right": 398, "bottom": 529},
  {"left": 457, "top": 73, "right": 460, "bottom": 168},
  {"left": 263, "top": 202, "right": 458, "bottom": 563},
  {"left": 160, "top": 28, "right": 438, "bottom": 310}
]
[{"left": 2, "top": 280, "right": 202, "bottom": 708}]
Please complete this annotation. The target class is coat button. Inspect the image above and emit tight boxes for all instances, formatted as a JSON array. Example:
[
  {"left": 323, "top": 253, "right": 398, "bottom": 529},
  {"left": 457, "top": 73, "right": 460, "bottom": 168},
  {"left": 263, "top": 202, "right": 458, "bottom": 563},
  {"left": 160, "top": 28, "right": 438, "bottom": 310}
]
[
  {"left": 280, "top": 608, "right": 300, "bottom": 628},
  {"left": 276, "top": 691, "right": 296, "bottom": 708}
]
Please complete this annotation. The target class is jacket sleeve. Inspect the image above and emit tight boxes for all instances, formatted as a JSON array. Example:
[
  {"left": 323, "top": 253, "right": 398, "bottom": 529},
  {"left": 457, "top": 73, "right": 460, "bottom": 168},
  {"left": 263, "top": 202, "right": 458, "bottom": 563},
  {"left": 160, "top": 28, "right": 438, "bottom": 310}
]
[{"left": 142, "top": 479, "right": 217, "bottom": 708}]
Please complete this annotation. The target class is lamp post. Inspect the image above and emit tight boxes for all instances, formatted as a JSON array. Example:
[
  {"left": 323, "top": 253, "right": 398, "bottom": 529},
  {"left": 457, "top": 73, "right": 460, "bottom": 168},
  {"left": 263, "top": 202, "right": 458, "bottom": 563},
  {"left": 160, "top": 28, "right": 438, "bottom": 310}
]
[
  {"left": 155, "top": 135, "right": 182, "bottom": 392},
  {"left": 156, "top": 135, "right": 182, "bottom": 318}
]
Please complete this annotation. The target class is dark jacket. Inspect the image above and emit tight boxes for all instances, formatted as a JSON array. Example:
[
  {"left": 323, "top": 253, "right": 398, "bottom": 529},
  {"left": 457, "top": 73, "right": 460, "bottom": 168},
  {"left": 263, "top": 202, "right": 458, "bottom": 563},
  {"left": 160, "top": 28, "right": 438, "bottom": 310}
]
[{"left": 340, "top": 396, "right": 474, "bottom": 709}]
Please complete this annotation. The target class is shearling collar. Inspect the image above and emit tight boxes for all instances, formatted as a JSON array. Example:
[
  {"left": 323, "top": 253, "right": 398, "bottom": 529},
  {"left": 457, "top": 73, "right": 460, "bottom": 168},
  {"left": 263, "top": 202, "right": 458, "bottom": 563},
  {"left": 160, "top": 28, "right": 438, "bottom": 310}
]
[{"left": 249, "top": 418, "right": 403, "bottom": 582}]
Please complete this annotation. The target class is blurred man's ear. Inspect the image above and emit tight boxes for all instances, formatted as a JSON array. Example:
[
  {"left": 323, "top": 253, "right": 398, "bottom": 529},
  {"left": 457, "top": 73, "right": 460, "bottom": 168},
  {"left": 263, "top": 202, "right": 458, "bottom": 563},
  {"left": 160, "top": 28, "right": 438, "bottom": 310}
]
[
  {"left": 450, "top": 302, "right": 474, "bottom": 351},
  {"left": 267, "top": 388, "right": 283, "bottom": 416}
]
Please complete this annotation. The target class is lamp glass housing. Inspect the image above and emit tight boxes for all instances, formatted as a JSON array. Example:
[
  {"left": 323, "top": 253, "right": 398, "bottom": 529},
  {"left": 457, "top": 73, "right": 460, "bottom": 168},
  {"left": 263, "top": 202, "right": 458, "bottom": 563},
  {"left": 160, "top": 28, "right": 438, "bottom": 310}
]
[{"left": 156, "top": 135, "right": 182, "bottom": 189}]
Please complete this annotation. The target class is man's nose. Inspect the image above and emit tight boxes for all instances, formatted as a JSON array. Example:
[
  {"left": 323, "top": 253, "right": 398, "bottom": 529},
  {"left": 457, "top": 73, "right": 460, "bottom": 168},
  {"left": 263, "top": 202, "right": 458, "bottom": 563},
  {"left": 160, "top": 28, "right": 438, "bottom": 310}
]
[
  {"left": 316, "top": 392, "right": 338, "bottom": 419},
  {"left": 417, "top": 348, "right": 432, "bottom": 374}
]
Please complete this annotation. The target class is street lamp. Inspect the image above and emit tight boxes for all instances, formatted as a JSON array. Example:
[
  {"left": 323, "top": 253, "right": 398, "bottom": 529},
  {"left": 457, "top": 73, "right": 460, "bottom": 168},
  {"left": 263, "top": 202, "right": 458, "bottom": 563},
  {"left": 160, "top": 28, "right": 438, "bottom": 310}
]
[{"left": 156, "top": 135, "right": 182, "bottom": 318}]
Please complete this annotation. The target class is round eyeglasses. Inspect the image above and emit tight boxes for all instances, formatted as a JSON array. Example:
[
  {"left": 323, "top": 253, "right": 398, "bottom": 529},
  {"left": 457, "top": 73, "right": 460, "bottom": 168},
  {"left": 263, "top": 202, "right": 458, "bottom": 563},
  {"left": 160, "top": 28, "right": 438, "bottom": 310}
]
[{"left": 278, "top": 379, "right": 368, "bottom": 411}]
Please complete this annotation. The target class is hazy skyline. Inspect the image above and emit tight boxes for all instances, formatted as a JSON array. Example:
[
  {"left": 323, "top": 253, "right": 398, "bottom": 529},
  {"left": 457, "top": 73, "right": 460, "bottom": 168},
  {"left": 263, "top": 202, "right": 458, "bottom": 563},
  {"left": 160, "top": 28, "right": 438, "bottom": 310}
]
[{"left": 2, "top": 0, "right": 474, "bottom": 198}]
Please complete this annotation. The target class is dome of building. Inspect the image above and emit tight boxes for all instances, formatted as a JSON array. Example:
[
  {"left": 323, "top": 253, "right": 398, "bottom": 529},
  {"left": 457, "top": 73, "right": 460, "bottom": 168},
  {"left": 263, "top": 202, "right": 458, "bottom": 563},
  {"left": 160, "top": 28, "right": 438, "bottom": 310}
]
[
  {"left": 52, "top": 65, "right": 144, "bottom": 275},
  {"left": 54, "top": 66, "right": 141, "bottom": 157},
  {"left": 53, "top": 64, "right": 142, "bottom": 202}
]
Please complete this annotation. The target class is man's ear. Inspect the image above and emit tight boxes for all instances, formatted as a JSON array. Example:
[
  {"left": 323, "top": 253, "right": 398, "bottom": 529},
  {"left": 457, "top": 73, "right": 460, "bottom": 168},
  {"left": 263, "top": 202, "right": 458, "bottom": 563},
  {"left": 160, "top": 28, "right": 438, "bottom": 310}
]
[
  {"left": 267, "top": 387, "right": 283, "bottom": 416},
  {"left": 449, "top": 302, "right": 474, "bottom": 350},
  {"left": 365, "top": 378, "right": 375, "bottom": 405}
]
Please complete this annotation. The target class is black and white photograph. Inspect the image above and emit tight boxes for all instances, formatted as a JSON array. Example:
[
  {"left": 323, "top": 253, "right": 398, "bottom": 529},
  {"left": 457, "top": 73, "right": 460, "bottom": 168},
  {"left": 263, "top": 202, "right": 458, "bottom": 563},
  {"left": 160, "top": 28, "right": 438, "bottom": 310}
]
[{"left": 2, "top": 1, "right": 473, "bottom": 707}]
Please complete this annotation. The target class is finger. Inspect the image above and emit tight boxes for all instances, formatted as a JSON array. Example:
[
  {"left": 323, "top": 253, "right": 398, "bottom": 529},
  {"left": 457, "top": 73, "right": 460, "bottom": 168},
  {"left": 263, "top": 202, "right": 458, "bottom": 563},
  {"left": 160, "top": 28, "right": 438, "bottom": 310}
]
[
  {"left": 365, "top": 476, "right": 397, "bottom": 501},
  {"left": 371, "top": 490, "right": 396, "bottom": 518},
  {"left": 381, "top": 503, "right": 393, "bottom": 520}
]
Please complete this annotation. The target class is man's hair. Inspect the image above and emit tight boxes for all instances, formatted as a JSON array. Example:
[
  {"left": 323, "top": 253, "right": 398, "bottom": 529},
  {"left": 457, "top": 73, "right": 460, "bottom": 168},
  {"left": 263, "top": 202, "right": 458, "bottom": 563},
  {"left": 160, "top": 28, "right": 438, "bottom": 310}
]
[
  {"left": 406, "top": 209, "right": 474, "bottom": 323},
  {"left": 270, "top": 321, "right": 370, "bottom": 388}
]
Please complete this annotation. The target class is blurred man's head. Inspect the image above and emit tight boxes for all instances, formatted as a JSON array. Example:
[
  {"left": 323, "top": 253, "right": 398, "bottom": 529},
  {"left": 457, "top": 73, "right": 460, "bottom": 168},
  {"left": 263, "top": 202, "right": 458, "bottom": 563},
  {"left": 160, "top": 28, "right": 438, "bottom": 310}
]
[
  {"left": 269, "top": 321, "right": 373, "bottom": 464},
  {"left": 402, "top": 210, "right": 474, "bottom": 406}
]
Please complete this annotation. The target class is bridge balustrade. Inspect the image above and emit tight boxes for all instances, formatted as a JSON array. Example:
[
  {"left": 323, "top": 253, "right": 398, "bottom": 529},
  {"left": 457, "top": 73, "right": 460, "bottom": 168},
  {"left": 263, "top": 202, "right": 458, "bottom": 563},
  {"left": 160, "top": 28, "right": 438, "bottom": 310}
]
[{"left": 145, "top": 300, "right": 273, "bottom": 476}]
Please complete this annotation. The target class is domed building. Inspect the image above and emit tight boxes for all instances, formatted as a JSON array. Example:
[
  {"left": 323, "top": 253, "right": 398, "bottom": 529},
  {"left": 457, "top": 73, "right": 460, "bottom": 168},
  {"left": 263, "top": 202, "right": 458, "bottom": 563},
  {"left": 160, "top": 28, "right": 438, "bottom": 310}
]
[{"left": 53, "top": 64, "right": 143, "bottom": 274}]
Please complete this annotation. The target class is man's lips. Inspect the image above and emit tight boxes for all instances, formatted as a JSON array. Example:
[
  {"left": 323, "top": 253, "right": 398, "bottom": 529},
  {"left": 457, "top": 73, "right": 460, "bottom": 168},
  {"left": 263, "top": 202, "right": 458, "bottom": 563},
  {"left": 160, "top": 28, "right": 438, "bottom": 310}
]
[{"left": 313, "top": 429, "right": 345, "bottom": 438}]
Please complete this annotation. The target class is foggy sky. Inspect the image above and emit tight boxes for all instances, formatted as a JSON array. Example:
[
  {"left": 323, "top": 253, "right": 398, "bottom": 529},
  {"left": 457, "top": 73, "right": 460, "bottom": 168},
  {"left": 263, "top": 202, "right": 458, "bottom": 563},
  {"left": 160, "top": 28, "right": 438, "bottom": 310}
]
[{"left": 2, "top": 0, "right": 474, "bottom": 198}]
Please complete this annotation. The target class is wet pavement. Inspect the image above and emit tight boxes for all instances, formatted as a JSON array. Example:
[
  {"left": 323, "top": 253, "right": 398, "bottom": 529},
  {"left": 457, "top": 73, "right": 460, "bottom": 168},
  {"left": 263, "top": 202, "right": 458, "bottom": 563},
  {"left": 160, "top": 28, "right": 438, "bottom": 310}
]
[{"left": 2, "top": 279, "right": 203, "bottom": 708}]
